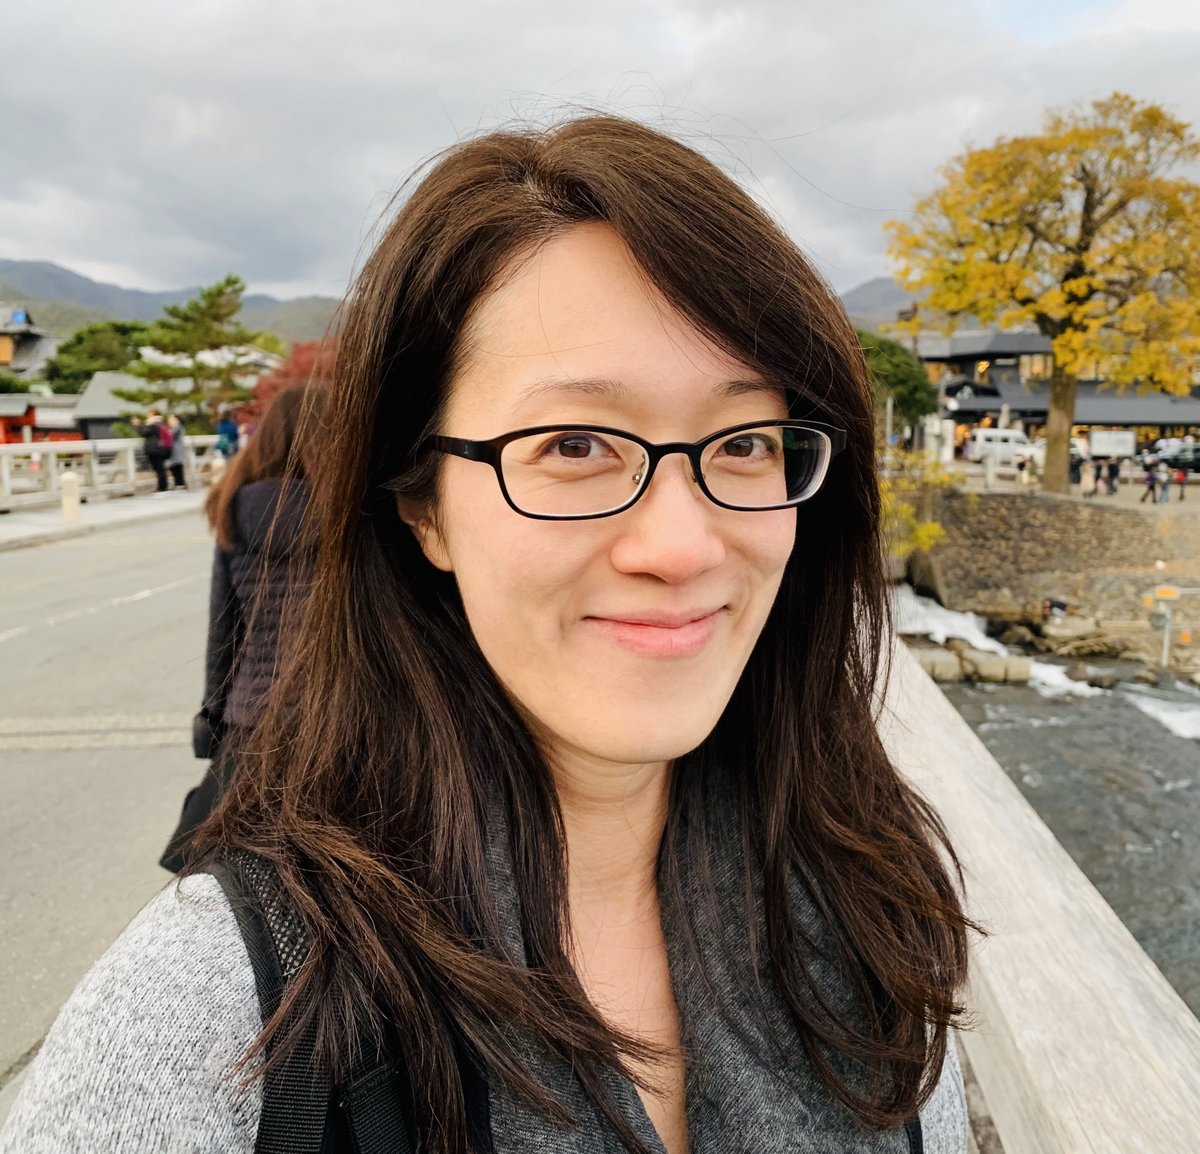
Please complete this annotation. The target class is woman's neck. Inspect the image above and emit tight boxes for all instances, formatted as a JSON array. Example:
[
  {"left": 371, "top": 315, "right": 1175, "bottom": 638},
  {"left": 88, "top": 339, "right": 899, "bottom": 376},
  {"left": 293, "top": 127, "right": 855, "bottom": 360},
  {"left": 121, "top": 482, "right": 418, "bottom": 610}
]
[{"left": 552, "top": 753, "right": 671, "bottom": 928}]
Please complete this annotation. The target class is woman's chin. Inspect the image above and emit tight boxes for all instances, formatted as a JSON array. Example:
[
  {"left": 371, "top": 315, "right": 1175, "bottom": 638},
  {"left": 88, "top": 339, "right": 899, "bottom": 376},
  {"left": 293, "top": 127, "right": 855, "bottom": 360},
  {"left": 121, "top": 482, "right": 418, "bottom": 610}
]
[{"left": 548, "top": 707, "right": 723, "bottom": 769}]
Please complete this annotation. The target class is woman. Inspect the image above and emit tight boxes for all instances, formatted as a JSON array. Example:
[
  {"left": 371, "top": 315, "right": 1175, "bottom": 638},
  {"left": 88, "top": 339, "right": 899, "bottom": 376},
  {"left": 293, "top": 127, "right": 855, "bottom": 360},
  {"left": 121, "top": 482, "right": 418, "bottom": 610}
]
[
  {"left": 158, "top": 385, "right": 315, "bottom": 873},
  {"left": 2, "top": 116, "right": 975, "bottom": 1154}
]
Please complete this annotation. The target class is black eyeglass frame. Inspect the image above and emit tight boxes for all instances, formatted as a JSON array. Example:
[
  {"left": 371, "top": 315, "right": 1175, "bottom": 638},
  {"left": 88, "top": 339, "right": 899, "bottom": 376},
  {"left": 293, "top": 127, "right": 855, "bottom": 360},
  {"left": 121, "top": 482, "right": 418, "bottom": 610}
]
[{"left": 427, "top": 419, "right": 848, "bottom": 521}]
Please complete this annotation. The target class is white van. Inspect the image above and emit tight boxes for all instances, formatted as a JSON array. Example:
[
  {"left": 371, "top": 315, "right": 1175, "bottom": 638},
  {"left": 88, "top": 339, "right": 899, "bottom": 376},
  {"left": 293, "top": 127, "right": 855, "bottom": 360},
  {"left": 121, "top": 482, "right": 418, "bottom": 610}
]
[{"left": 966, "top": 428, "right": 1034, "bottom": 465}]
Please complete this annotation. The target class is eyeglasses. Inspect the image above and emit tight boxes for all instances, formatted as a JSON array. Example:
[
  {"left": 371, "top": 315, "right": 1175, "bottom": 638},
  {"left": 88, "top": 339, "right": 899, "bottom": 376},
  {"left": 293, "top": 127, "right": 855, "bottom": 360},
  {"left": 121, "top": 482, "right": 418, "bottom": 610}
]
[{"left": 427, "top": 420, "right": 847, "bottom": 520}]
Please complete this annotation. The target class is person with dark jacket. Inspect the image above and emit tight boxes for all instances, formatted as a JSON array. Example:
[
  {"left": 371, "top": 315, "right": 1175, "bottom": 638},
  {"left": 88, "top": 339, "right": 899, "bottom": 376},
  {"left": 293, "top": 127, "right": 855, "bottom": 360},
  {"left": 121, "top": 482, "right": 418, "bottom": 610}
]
[
  {"left": 132, "top": 409, "right": 171, "bottom": 492},
  {"left": 159, "top": 387, "right": 317, "bottom": 872}
]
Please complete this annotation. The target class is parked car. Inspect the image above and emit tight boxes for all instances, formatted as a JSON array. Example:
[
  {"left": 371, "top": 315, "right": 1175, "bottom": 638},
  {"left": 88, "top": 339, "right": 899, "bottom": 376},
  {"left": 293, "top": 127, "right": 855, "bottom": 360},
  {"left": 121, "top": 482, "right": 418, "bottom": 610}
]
[
  {"left": 1158, "top": 444, "right": 1200, "bottom": 475},
  {"left": 1138, "top": 444, "right": 1199, "bottom": 473},
  {"left": 1028, "top": 436, "right": 1088, "bottom": 468},
  {"left": 966, "top": 428, "right": 1036, "bottom": 466}
]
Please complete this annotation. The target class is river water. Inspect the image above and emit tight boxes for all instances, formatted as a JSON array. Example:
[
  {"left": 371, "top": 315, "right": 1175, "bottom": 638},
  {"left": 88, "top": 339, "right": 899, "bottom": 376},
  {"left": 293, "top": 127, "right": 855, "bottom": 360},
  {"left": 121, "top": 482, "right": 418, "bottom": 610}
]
[{"left": 896, "top": 588, "right": 1200, "bottom": 1017}]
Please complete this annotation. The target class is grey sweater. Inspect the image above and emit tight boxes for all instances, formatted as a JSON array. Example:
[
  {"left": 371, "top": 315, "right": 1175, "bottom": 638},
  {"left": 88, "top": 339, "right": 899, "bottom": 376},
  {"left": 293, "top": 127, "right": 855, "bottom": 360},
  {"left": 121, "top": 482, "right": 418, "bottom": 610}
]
[{"left": 1, "top": 872, "right": 967, "bottom": 1152}]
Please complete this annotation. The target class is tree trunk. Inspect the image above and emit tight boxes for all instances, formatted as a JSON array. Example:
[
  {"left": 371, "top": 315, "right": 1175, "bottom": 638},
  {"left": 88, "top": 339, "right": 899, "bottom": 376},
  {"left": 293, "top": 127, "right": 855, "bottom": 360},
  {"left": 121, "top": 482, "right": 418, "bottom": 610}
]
[{"left": 1042, "top": 369, "right": 1077, "bottom": 495}]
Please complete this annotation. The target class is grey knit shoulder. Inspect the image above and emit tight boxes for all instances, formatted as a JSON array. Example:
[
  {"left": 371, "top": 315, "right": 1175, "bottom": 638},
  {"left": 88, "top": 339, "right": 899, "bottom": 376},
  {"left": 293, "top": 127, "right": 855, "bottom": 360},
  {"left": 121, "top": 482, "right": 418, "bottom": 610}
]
[
  {"left": 1, "top": 873, "right": 966, "bottom": 1153},
  {"left": 0, "top": 874, "right": 261, "bottom": 1154}
]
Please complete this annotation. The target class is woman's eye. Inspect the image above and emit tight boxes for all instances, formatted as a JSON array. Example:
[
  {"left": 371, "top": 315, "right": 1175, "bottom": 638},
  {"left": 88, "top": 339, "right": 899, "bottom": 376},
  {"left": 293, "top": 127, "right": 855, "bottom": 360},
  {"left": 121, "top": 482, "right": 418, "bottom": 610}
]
[
  {"left": 718, "top": 434, "right": 777, "bottom": 459},
  {"left": 552, "top": 435, "right": 599, "bottom": 459}
]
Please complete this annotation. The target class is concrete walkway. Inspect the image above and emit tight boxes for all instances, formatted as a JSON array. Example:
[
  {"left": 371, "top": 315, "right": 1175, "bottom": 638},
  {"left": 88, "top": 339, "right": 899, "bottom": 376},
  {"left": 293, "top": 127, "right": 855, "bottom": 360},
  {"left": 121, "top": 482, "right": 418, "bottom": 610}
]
[{"left": 0, "top": 489, "right": 210, "bottom": 552}]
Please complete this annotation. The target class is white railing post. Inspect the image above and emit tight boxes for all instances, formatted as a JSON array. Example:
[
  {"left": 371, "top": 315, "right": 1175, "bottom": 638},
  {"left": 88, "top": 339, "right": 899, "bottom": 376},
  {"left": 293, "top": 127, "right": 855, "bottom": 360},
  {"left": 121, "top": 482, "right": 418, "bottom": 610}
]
[
  {"left": 42, "top": 448, "right": 60, "bottom": 494},
  {"left": 60, "top": 469, "right": 81, "bottom": 524}
]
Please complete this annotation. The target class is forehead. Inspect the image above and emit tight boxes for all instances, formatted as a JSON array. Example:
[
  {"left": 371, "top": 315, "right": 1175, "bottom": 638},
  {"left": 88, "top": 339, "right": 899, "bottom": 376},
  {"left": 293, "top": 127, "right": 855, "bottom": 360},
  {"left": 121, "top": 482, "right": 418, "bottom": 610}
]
[{"left": 448, "top": 223, "right": 781, "bottom": 430}]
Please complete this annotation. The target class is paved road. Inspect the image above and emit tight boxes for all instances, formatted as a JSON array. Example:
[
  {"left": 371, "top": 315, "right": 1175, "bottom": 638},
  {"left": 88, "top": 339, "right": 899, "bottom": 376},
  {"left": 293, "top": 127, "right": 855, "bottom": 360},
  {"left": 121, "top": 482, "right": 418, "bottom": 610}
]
[{"left": 0, "top": 510, "right": 214, "bottom": 1104}]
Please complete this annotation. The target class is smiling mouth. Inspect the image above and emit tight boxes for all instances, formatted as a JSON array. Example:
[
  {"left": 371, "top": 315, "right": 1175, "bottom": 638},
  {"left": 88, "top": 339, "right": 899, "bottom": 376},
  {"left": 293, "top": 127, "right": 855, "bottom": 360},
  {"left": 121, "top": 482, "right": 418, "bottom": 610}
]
[{"left": 584, "top": 609, "right": 725, "bottom": 658}]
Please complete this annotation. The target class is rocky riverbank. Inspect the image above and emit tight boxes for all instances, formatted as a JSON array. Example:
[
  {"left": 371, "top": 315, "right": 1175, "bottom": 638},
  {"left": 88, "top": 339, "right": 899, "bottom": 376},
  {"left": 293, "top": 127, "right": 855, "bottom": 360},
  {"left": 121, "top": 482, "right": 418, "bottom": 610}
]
[{"left": 896, "top": 584, "right": 1200, "bottom": 689}]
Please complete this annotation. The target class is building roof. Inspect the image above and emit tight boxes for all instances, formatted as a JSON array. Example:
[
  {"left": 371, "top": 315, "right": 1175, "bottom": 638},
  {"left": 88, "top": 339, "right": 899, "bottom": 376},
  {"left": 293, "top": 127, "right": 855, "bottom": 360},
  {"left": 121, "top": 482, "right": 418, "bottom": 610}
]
[
  {"left": 0, "top": 395, "right": 34, "bottom": 418},
  {"left": 947, "top": 380, "right": 1200, "bottom": 426},
  {"left": 72, "top": 370, "right": 195, "bottom": 420},
  {"left": 0, "top": 302, "right": 40, "bottom": 329},
  {"left": 6, "top": 331, "right": 59, "bottom": 377},
  {"left": 916, "top": 329, "right": 1053, "bottom": 360}
]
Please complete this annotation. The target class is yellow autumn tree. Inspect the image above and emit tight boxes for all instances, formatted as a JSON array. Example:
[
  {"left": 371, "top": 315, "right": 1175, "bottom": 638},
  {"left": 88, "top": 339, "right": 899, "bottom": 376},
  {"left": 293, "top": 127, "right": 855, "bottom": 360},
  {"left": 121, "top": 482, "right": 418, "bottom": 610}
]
[{"left": 887, "top": 93, "right": 1200, "bottom": 493}]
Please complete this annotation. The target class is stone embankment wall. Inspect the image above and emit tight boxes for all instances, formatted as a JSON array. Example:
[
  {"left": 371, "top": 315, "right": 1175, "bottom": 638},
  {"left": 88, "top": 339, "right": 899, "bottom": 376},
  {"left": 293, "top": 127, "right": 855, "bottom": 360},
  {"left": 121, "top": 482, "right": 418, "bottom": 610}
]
[{"left": 912, "top": 490, "right": 1200, "bottom": 622}]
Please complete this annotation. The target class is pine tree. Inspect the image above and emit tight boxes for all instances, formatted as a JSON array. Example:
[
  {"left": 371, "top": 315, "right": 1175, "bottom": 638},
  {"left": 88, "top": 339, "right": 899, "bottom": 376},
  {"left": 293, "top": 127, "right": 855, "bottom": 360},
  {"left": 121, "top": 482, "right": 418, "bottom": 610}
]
[
  {"left": 43, "top": 321, "right": 148, "bottom": 394},
  {"left": 114, "top": 275, "right": 257, "bottom": 428}
]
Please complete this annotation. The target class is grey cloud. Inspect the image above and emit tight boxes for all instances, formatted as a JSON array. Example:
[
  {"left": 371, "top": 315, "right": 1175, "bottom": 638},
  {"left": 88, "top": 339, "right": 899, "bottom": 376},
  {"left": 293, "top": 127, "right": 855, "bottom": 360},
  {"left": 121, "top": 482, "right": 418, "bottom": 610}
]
[{"left": 2, "top": 0, "right": 1198, "bottom": 299}]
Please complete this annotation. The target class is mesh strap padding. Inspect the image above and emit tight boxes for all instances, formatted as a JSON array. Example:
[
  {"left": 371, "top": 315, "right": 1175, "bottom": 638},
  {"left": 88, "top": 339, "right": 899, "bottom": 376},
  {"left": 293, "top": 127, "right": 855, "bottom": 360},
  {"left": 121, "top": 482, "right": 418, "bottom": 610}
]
[{"left": 208, "top": 854, "right": 332, "bottom": 1154}]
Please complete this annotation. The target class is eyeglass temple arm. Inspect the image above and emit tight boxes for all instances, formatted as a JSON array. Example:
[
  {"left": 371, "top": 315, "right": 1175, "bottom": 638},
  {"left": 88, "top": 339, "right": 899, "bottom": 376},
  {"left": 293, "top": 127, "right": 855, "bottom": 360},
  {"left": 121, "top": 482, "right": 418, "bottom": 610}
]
[{"left": 428, "top": 435, "right": 500, "bottom": 465}]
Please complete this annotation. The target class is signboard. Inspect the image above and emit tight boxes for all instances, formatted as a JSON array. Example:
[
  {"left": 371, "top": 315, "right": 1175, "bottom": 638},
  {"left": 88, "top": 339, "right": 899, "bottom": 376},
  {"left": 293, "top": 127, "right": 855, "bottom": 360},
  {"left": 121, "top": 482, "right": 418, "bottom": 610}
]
[
  {"left": 1087, "top": 428, "right": 1137, "bottom": 458},
  {"left": 1149, "top": 611, "right": 1168, "bottom": 630},
  {"left": 1155, "top": 586, "right": 1182, "bottom": 601}
]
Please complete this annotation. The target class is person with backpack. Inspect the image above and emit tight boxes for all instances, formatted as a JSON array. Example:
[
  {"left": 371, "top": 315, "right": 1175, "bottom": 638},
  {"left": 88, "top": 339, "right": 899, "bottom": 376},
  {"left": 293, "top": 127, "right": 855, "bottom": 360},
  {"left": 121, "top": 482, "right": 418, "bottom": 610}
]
[
  {"left": 158, "top": 387, "right": 318, "bottom": 874},
  {"left": 131, "top": 408, "right": 171, "bottom": 493},
  {"left": 2, "top": 117, "right": 974, "bottom": 1154},
  {"left": 217, "top": 411, "right": 240, "bottom": 459}
]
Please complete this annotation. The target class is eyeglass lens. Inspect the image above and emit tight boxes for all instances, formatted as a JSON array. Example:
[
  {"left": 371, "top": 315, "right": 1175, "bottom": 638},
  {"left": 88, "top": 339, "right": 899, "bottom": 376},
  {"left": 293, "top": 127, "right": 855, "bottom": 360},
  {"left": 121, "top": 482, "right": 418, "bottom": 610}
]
[{"left": 498, "top": 426, "right": 830, "bottom": 516}]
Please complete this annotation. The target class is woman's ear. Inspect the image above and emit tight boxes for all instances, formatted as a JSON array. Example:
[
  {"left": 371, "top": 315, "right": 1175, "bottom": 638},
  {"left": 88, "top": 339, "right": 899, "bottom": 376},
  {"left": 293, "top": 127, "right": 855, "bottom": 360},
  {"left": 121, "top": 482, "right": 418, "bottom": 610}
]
[{"left": 396, "top": 498, "right": 453, "bottom": 572}]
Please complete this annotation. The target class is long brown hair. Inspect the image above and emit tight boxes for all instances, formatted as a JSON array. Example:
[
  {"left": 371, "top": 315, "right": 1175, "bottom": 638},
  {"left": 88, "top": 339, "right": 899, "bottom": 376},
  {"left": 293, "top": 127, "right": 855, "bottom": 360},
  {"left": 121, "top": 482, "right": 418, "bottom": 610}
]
[
  {"left": 193, "top": 115, "right": 975, "bottom": 1152},
  {"left": 205, "top": 386, "right": 315, "bottom": 551}
]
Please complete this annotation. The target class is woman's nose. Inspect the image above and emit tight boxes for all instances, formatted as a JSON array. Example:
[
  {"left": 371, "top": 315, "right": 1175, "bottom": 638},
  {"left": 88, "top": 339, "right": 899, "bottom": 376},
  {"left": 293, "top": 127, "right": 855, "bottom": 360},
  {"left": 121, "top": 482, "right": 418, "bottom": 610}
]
[{"left": 607, "top": 456, "right": 725, "bottom": 583}]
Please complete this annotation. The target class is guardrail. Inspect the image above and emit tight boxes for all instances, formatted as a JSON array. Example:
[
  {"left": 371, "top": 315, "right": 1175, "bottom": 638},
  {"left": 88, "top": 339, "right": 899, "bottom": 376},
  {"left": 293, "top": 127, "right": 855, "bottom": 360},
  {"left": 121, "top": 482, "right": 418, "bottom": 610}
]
[
  {"left": 881, "top": 643, "right": 1200, "bottom": 1151},
  {"left": 0, "top": 436, "right": 221, "bottom": 512}
]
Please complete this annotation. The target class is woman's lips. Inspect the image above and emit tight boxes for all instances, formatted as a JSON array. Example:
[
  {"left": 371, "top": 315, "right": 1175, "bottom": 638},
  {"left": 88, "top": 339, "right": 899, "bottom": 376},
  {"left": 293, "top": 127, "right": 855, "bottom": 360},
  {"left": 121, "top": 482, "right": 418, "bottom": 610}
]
[{"left": 584, "top": 609, "right": 724, "bottom": 658}]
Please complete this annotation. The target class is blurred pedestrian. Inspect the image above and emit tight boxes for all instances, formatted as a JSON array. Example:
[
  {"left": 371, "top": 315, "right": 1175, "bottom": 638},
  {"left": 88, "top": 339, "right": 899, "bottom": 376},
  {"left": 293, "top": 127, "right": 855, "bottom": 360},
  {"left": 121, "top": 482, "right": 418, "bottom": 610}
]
[
  {"left": 1080, "top": 457, "right": 1096, "bottom": 498},
  {"left": 1157, "top": 460, "right": 1171, "bottom": 503},
  {"left": 158, "top": 386, "right": 320, "bottom": 872},
  {"left": 131, "top": 409, "right": 171, "bottom": 494},
  {"left": 167, "top": 414, "right": 188, "bottom": 489},
  {"left": 216, "top": 412, "right": 239, "bottom": 458},
  {"left": 1140, "top": 459, "right": 1158, "bottom": 503},
  {"left": 1106, "top": 458, "right": 1120, "bottom": 495},
  {"left": 1176, "top": 465, "right": 1187, "bottom": 501}
]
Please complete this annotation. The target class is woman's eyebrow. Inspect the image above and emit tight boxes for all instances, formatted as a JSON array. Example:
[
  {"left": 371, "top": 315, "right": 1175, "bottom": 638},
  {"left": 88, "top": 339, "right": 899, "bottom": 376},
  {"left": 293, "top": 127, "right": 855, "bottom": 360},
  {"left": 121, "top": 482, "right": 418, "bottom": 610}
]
[
  {"left": 515, "top": 377, "right": 632, "bottom": 403},
  {"left": 718, "top": 378, "right": 788, "bottom": 399},
  {"left": 514, "top": 376, "right": 785, "bottom": 403}
]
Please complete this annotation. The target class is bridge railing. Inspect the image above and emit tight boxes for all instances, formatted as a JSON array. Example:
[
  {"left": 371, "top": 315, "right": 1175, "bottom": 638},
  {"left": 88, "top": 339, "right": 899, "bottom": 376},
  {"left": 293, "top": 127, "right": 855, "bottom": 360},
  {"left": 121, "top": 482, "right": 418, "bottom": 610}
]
[
  {"left": 881, "top": 643, "right": 1200, "bottom": 1152},
  {"left": 0, "top": 436, "right": 221, "bottom": 511}
]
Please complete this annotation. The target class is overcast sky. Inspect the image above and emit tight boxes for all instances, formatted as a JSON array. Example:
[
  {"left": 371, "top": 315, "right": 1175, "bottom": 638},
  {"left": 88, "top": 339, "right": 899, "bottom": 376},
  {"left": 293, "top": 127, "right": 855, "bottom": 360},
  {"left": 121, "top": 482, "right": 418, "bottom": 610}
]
[{"left": 3, "top": 0, "right": 1199, "bottom": 300}]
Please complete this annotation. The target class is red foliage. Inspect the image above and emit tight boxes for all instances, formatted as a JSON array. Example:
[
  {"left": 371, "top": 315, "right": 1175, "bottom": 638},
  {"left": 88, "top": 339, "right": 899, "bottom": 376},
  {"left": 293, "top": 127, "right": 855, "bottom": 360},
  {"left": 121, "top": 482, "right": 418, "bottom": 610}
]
[{"left": 250, "top": 340, "right": 338, "bottom": 416}]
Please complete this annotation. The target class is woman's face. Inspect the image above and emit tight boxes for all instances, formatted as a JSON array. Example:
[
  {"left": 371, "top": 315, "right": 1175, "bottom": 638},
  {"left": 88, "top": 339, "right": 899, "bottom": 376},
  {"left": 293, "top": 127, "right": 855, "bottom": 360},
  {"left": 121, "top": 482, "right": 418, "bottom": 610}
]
[{"left": 410, "top": 223, "right": 796, "bottom": 770}]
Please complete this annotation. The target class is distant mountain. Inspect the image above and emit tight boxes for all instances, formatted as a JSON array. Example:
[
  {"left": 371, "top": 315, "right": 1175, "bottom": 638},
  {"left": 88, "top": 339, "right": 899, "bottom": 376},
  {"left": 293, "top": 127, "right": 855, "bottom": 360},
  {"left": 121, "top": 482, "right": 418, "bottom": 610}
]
[
  {"left": 839, "top": 276, "right": 920, "bottom": 332},
  {"left": 0, "top": 280, "right": 111, "bottom": 335},
  {"left": 240, "top": 297, "right": 338, "bottom": 344},
  {"left": 1, "top": 259, "right": 923, "bottom": 345},
  {"left": 0, "top": 259, "right": 339, "bottom": 342}
]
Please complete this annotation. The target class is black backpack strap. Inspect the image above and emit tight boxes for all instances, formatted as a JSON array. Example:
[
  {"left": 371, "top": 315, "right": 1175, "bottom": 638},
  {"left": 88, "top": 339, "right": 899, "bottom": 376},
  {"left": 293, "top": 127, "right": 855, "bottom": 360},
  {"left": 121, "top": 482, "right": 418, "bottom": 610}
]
[
  {"left": 339, "top": 1061, "right": 415, "bottom": 1154},
  {"left": 206, "top": 853, "right": 336, "bottom": 1154},
  {"left": 207, "top": 851, "right": 480, "bottom": 1154},
  {"left": 905, "top": 1116, "right": 924, "bottom": 1154}
]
